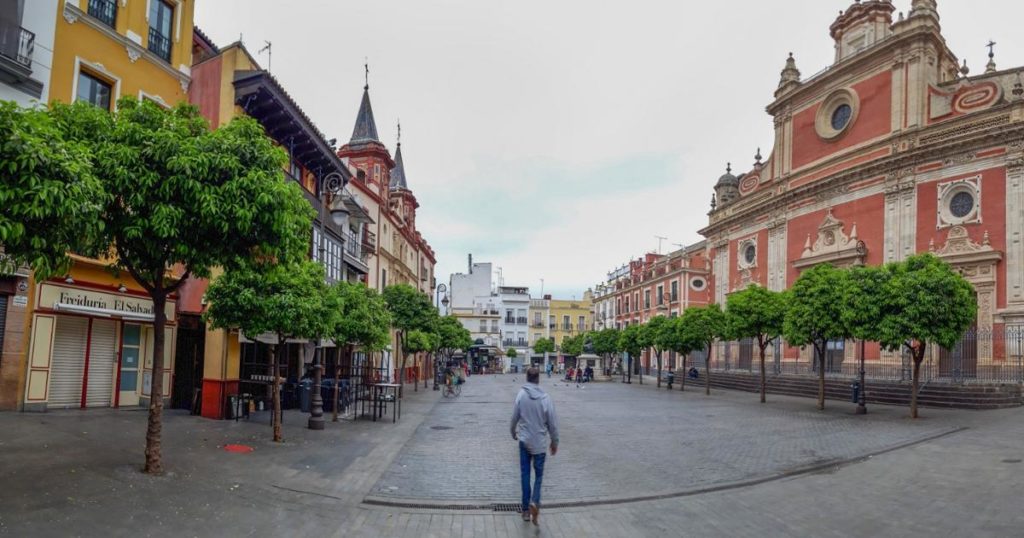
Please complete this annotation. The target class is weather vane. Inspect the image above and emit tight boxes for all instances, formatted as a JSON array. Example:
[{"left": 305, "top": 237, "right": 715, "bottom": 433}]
[
  {"left": 364, "top": 58, "right": 369, "bottom": 89},
  {"left": 987, "top": 40, "right": 997, "bottom": 59}
]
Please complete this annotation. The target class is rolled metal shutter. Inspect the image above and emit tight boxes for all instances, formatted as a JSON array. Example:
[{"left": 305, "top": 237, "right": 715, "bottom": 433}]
[
  {"left": 48, "top": 316, "right": 88, "bottom": 408},
  {"left": 85, "top": 319, "right": 117, "bottom": 407}
]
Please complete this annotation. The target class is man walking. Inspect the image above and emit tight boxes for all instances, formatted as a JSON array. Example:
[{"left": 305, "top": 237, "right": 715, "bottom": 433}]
[{"left": 510, "top": 367, "right": 559, "bottom": 525}]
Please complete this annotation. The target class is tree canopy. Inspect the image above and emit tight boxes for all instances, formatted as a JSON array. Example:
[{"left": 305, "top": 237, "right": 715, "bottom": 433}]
[
  {"left": 680, "top": 304, "right": 727, "bottom": 395},
  {"left": 204, "top": 261, "right": 335, "bottom": 342},
  {"left": 533, "top": 337, "right": 556, "bottom": 355},
  {"left": 726, "top": 284, "right": 787, "bottom": 403},
  {"left": 618, "top": 324, "right": 645, "bottom": 358},
  {"left": 329, "top": 281, "right": 391, "bottom": 352},
  {"left": 18, "top": 98, "right": 316, "bottom": 473},
  {"left": 506, "top": 348, "right": 518, "bottom": 359},
  {"left": 434, "top": 315, "right": 472, "bottom": 360},
  {"left": 383, "top": 284, "right": 436, "bottom": 333},
  {"left": 876, "top": 254, "right": 976, "bottom": 418},
  {"left": 590, "top": 328, "right": 620, "bottom": 358},
  {"left": 560, "top": 333, "right": 585, "bottom": 357},
  {"left": 0, "top": 101, "right": 106, "bottom": 277}
]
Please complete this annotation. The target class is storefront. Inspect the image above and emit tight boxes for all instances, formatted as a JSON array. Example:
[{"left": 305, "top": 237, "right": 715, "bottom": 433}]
[{"left": 23, "top": 280, "right": 176, "bottom": 411}]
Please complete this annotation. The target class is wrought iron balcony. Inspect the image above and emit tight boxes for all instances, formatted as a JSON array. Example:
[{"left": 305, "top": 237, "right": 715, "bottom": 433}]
[
  {"left": 88, "top": 0, "right": 117, "bottom": 28},
  {"left": 147, "top": 27, "right": 171, "bottom": 63},
  {"left": 516, "top": 317, "right": 528, "bottom": 325},
  {"left": 0, "top": 18, "right": 33, "bottom": 70}
]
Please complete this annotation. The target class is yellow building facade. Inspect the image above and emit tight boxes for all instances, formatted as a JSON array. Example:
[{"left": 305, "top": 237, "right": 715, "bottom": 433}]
[
  {"left": 53, "top": 0, "right": 193, "bottom": 108},
  {"left": 15, "top": 0, "right": 194, "bottom": 411},
  {"left": 548, "top": 292, "right": 593, "bottom": 349}
]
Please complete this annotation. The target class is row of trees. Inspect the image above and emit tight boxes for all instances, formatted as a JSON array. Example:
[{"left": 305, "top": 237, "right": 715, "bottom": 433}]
[
  {"left": 560, "top": 253, "right": 973, "bottom": 419},
  {"left": 0, "top": 99, "right": 473, "bottom": 473}
]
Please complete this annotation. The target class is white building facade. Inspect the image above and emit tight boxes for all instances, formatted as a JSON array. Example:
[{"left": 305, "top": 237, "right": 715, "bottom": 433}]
[{"left": 0, "top": 0, "right": 57, "bottom": 105}]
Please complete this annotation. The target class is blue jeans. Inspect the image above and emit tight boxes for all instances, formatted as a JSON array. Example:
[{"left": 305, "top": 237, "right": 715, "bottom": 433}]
[{"left": 519, "top": 442, "right": 546, "bottom": 511}]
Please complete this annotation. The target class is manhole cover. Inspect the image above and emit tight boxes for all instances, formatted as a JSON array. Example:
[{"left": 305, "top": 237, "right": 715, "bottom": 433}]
[
  {"left": 430, "top": 425, "right": 453, "bottom": 430},
  {"left": 1002, "top": 459, "right": 1022, "bottom": 463}
]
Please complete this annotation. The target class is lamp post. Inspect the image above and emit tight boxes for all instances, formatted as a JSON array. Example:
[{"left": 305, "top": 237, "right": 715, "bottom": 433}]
[
  {"left": 310, "top": 171, "right": 349, "bottom": 431},
  {"left": 856, "top": 339, "right": 867, "bottom": 415},
  {"left": 433, "top": 283, "right": 449, "bottom": 391}
]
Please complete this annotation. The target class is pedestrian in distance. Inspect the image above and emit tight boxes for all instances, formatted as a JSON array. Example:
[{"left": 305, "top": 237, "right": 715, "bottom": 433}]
[
  {"left": 575, "top": 367, "right": 583, "bottom": 386},
  {"left": 510, "top": 367, "right": 559, "bottom": 525}
]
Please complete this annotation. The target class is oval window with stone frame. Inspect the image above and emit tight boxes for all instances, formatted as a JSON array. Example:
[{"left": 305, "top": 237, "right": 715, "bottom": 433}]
[
  {"left": 831, "top": 104, "right": 852, "bottom": 131},
  {"left": 744, "top": 244, "right": 756, "bottom": 265}
]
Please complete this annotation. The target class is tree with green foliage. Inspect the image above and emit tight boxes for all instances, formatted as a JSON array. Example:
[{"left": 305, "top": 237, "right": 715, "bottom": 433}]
[
  {"left": 434, "top": 315, "right": 473, "bottom": 363},
  {"left": 14, "top": 98, "right": 313, "bottom": 474},
  {"left": 533, "top": 337, "right": 556, "bottom": 355},
  {"left": 661, "top": 316, "right": 695, "bottom": 391},
  {"left": 204, "top": 262, "right": 335, "bottom": 442},
  {"left": 383, "top": 284, "right": 436, "bottom": 396},
  {"left": 0, "top": 101, "right": 106, "bottom": 277},
  {"left": 618, "top": 324, "right": 645, "bottom": 384},
  {"left": 842, "top": 265, "right": 889, "bottom": 414},
  {"left": 726, "top": 285, "right": 788, "bottom": 403},
  {"left": 560, "top": 333, "right": 585, "bottom": 358},
  {"left": 643, "top": 316, "right": 672, "bottom": 387},
  {"left": 591, "top": 328, "right": 620, "bottom": 377},
  {"left": 327, "top": 282, "right": 391, "bottom": 421},
  {"left": 506, "top": 348, "right": 518, "bottom": 360},
  {"left": 782, "top": 264, "right": 853, "bottom": 410},
  {"left": 876, "top": 254, "right": 975, "bottom": 418},
  {"left": 681, "top": 304, "right": 727, "bottom": 395}
]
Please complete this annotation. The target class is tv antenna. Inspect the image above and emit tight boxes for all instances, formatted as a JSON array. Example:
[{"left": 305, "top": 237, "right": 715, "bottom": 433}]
[
  {"left": 655, "top": 235, "right": 668, "bottom": 254},
  {"left": 258, "top": 41, "right": 272, "bottom": 72}
]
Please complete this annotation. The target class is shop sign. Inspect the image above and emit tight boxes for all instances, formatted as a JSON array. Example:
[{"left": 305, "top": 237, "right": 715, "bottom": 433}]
[
  {"left": 13, "top": 295, "right": 28, "bottom": 307},
  {"left": 38, "top": 283, "right": 175, "bottom": 321}
]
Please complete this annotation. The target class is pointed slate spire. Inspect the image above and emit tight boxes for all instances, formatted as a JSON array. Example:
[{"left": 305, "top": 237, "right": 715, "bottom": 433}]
[
  {"left": 350, "top": 63, "right": 379, "bottom": 144},
  {"left": 390, "top": 121, "right": 408, "bottom": 190}
]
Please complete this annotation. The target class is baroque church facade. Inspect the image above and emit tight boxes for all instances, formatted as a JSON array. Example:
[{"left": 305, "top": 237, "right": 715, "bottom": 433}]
[{"left": 703, "top": 0, "right": 1024, "bottom": 373}]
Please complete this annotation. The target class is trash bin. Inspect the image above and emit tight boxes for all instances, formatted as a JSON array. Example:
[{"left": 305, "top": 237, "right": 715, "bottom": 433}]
[
  {"left": 851, "top": 381, "right": 861, "bottom": 403},
  {"left": 299, "top": 379, "right": 312, "bottom": 413}
]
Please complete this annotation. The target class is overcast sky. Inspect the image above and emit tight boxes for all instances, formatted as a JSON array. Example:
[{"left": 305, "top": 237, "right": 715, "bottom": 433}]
[{"left": 194, "top": 1, "right": 1023, "bottom": 299}]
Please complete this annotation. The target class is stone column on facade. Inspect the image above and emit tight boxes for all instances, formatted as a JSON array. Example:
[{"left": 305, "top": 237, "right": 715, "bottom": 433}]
[
  {"left": 883, "top": 177, "right": 917, "bottom": 264},
  {"left": 766, "top": 217, "right": 788, "bottom": 292},
  {"left": 1005, "top": 150, "right": 1024, "bottom": 309}
]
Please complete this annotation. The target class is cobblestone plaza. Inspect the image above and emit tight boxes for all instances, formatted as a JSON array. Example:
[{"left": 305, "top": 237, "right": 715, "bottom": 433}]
[{"left": 1, "top": 375, "right": 1021, "bottom": 537}]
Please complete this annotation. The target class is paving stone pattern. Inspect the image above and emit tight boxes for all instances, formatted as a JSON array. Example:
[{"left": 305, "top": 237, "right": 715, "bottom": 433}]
[{"left": 370, "top": 375, "right": 962, "bottom": 503}]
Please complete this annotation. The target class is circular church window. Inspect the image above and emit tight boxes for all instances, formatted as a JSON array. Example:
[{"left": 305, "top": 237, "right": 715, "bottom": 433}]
[
  {"left": 831, "top": 104, "right": 852, "bottom": 131},
  {"left": 949, "top": 191, "right": 975, "bottom": 218}
]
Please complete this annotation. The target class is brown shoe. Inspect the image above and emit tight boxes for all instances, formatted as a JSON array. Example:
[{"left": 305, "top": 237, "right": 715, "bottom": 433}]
[{"left": 529, "top": 502, "right": 539, "bottom": 525}]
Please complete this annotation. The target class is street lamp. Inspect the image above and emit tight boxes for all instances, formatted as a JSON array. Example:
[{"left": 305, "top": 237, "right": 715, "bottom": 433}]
[
  {"left": 309, "top": 171, "right": 348, "bottom": 431},
  {"left": 433, "top": 283, "right": 449, "bottom": 391}
]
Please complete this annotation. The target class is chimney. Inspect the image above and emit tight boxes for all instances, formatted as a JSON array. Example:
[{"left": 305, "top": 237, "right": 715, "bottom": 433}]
[{"left": 468, "top": 253, "right": 473, "bottom": 273}]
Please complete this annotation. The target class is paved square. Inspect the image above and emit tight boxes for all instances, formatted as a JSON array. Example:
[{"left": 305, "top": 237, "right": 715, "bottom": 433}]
[{"left": 368, "top": 374, "right": 964, "bottom": 504}]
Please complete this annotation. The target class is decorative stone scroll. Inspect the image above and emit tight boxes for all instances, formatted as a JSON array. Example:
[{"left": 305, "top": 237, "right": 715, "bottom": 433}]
[
  {"left": 792, "top": 209, "right": 865, "bottom": 269},
  {"left": 929, "top": 225, "right": 1003, "bottom": 358}
]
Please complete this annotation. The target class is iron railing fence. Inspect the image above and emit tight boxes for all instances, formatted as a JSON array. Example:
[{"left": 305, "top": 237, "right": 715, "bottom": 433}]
[
  {"left": 87, "top": 0, "right": 117, "bottom": 28},
  {"left": 0, "top": 18, "right": 34, "bottom": 68},
  {"left": 696, "top": 326, "right": 1024, "bottom": 385},
  {"left": 147, "top": 27, "right": 171, "bottom": 62}
]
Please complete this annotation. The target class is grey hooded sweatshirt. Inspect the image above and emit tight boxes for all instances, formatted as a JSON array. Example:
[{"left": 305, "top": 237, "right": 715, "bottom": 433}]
[{"left": 510, "top": 384, "right": 559, "bottom": 455}]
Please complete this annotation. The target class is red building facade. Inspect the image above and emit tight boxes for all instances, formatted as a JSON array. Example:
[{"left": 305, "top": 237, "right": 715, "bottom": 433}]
[{"left": 702, "top": 0, "right": 1024, "bottom": 374}]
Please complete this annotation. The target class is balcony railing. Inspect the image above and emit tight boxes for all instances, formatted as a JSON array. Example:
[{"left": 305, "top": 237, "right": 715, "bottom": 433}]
[
  {"left": 532, "top": 321, "right": 545, "bottom": 328},
  {"left": 516, "top": 317, "right": 528, "bottom": 325},
  {"left": 147, "top": 27, "right": 171, "bottom": 62},
  {"left": 88, "top": 0, "right": 117, "bottom": 28},
  {"left": 0, "top": 19, "right": 34, "bottom": 69},
  {"left": 503, "top": 339, "right": 528, "bottom": 347}
]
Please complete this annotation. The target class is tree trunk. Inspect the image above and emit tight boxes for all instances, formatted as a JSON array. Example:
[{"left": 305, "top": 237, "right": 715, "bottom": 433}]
[
  {"left": 816, "top": 342, "right": 826, "bottom": 411},
  {"left": 413, "top": 352, "right": 419, "bottom": 392},
  {"left": 638, "top": 352, "right": 644, "bottom": 385},
  {"left": 272, "top": 339, "right": 284, "bottom": 442},
  {"left": 143, "top": 291, "right": 167, "bottom": 474},
  {"left": 759, "top": 338, "right": 767, "bottom": 404},
  {"left": 396, "top": 332, "right": 406, "bottom": 398},
  {"left": 680, "top": 356, "right": 686, "bottom": 392},
  {"left": 656, "top": 350, "right": 662, "bottom": 388},
  {"left": 705, "top": 343, "right": 711, "bottom": 396},
  {"left": 911, "top": 345, "right": 924, "bottom": 419}
]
